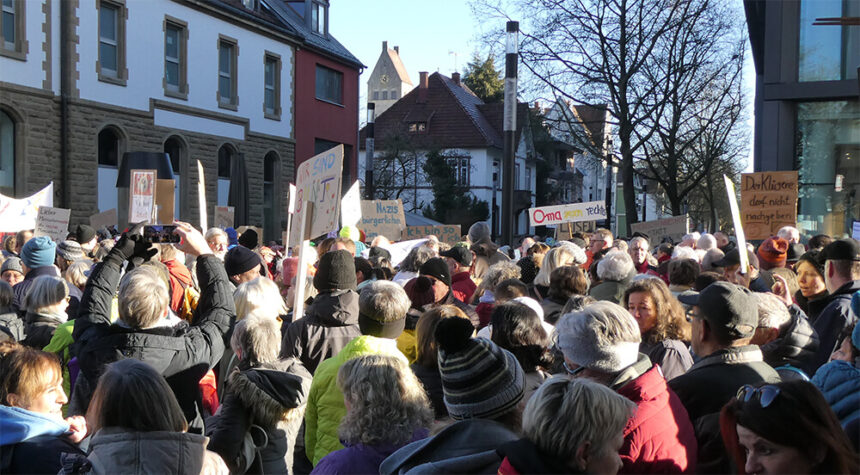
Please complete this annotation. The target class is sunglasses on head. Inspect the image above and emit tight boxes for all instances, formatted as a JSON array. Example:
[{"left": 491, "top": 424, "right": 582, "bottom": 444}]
[
  {"left": 736, "top": 384, "right": 781, "bottom": 408},
  {"left": 563, "top": 360, "right": 586, "bottom": 376}
]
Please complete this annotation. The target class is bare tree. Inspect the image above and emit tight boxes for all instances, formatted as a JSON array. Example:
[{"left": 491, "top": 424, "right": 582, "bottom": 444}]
[{"left": 372, "top": 133, "right": 423, "bottom": 211}]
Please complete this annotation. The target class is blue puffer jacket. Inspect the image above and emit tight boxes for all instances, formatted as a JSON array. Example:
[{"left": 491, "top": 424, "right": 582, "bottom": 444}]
[{"left": 811, "top": 360, "right": 860, "bottom": 428}]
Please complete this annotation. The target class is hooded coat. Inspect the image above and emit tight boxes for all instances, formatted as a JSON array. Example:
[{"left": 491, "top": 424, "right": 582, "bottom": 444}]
[
  {"left": 0, "top": 406, "right": 83, "bottom": 475},
  {"left": 0, "top": 305, "right": 24, "bottom": 342},
  {"left": 496, "top": 438, "right": 574, "bottom": 475},
  {"left": 279, "top": 289, "right": 361, "bottom": 374},
  {"left": 761, "top": 306, "right": 820, "bottom": 377},
  {"left": 206, "top": 358, "right": 312, "bottom": 475},
  {"left": 21, "top": 310, "right": 66, "bottom": 349}
]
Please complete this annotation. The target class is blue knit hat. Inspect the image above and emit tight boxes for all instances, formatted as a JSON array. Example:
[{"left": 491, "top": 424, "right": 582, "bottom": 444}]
[{"left": 21, "top": 236, "right": 57, "bottom": 269}]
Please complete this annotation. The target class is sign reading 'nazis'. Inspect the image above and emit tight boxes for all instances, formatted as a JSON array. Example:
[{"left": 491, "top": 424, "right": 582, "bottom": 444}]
[{"left": 528, "top": 201, "right": 607, "bottom": 227}]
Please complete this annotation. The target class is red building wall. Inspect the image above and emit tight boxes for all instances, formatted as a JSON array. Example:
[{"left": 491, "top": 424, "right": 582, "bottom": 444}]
[{"left": 294, "top": 49, "right": 359, "bottom": 183}]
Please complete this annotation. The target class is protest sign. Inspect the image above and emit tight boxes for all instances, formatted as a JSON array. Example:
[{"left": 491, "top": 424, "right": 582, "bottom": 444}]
[
  {"left": 90, "top": 208, "right": 118, "bottom": 229},
  {"left": 725, "top": 175, "right": 749, "bottom": 274},
  {"left": 0, "top": 183, "right": 54, "bottom": 232},
  {"left": 214, "top": 206, "right": 235, "bottom": 229},
  {"left": 341, "top": 180, "right": 362, "bottom": 227},
  {"left": 289, "top": 145, "right": 343, "bottom": 248},
  {"left": 34, "top": 206, "right": 71, "bottom": 243},
  {"left": 360, "top": 200, "right": 406, "bottom": 240},
  {"left": 630, "top": 216, "right": 689, "bottom": 243},
  {"left": 740, "top": 171, "right": 798, "bottom": 240},
  {"left": 554, "top": 221, "right": 597, "bottom": 240},
  {"left": 528, "top": 201, "right": 607, "bottom": 227},
  {"left": 402, "top": 225, "right": 461, "bottom": 245},
  {"left": 155, "top": 179, "right": 174, "bottom": 224},
  {"left": 197, "top": 161, "right": 207, "bottom": 232},
  {"left": 129, "top": 169, "right": 156, "bottom": 224}
]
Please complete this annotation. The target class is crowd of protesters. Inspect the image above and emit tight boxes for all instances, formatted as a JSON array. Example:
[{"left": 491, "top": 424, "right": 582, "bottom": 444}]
[{"left": 0, "top": 218, "right": 858, "bottom": 474}]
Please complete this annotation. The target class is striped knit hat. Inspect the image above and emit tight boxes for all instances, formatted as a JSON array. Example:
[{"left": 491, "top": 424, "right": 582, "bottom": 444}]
[{"left": 435, "top": 317, "right": 525, "bottom": 421}]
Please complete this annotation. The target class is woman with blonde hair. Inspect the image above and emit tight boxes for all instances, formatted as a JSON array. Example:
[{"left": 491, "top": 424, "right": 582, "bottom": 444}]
[
  {"left": 532, "top": 244, "right": 587, "bottom": 300},
  {"left": 234, "top": 277, "right": 289, "bottom": 325},
  {"left": 22, "top": 276, "right": 70, "bottom": 348},
  {"left": 622, "top": 277, "right": 693, "bottom": 380},
  {"left": 312, "top": 354, "right": 433, "bottom": 474}
]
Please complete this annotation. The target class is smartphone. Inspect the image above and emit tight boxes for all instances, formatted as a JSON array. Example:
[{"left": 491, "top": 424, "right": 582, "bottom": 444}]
[{"left": 143, "top": 225, "right": 180, "bottom": 244}]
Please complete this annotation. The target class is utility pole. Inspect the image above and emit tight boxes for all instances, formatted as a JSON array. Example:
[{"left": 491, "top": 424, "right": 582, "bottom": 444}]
[
  {"left": 365, "top": 103, "right": 375, "bottom": 199},
  {"left": 501, "top": 20, "right": 519, "bottom": 247}
]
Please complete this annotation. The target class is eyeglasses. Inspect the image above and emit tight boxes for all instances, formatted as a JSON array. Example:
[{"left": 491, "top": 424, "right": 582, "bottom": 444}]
[
  {"left": 736, "top": 384, "right": 781, "bottom": 408},
  {"left": 563, "top": 360, "right": 586, "bottom": 376}
]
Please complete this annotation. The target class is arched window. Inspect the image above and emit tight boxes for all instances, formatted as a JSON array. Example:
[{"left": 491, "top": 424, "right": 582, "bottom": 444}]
[
  {"left": 164, "top": 136, "right": 185, "bottom": 220},
  {"left": 98, "top": 127, "right": 122, "bottom": 213},
  {"left": 217, "top": 144, "right": 235, "bottom": 207},
  {"left": 263, "top": 152, "right": 279, "bottom": 242},
  {"left": 0, "top": 110, "right": 15, "bottom": 196}
]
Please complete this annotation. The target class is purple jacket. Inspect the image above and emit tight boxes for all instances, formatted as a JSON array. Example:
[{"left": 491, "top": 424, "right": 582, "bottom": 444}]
[{"left": 311, "top": 429, "right": 428, "bottom": 475}]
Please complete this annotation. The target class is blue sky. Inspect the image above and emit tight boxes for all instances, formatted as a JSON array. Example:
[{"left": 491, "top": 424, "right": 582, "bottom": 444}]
[{"left": 331, "top": 0, "right": 755, "bottom": 171}]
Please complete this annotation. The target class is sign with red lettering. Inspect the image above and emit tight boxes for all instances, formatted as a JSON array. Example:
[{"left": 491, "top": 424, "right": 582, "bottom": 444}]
[
  {"left": 288, "top": 145, "right": 343, "bottom": 248},
  {"left": 528, "top": 201, "right": 607, "bottom": 227},
  {"left": 740, "top": 171, "right": 798, "bottom": 240}
]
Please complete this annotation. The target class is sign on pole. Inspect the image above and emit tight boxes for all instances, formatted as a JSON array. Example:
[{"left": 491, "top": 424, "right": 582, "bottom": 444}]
[
  {"left": 401, "top": 225, "right": 462, "bottom": 246},
  {"left": 214, "top": 206, "right": 235, "bottom": 229},
  {"left": 341, "top": 180, "right": 362, "bottom": 228},
  {"left": 739, "top": 171, "right": 798, "bottom": 240},
  {"left": 528, "top": 201, "right": 607, "bottom": 227},
  {"left": 89, "top": 208, "right": 118, "bottom": 230},
  {"left": 34, "top": 206, "right": 71, "bottom": 243},
  {"left": 128, "top": 170, "right": 156, "bottom": 224},
  {"left": 288, "top": 145, "right": 344, "bottom": 248},
  {"left": 360, "top": 200, "right": 406, "bottom": 241},
  {"left": 630, "top": 216, "right": 689, "bottom": 243},
  {"left": 724, "top": 175, "right": 749, "bottom": 274}
]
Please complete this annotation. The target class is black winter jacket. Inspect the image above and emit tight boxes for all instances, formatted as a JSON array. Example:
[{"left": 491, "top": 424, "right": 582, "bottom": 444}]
[
  {"left": 761, "top": 305, "right": 819, "bottom": 376},
  {"left": 207, "top": 358, "right": 312, "bottom": 475},
  {"left": 21, "top": 311, "right": 64, "bottom": 349},
  {"left": 72, "top": 253, "right": 233, "bottom": 432},
  {"left": 809, "top": 280, "right": 860, "bottom": 371},
  {"left": 12, "top": 266, "right": 61, "bottom": 312},
  {"left": 279, "top": 289, "right": 361, "bottom": 374}
]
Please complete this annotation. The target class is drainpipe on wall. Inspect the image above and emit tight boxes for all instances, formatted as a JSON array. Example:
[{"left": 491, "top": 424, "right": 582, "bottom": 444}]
[{"left": 59, "top": 0, "right": 71, "bottom": 209}]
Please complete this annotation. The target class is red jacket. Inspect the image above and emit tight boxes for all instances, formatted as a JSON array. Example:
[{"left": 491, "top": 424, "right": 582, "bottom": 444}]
[
  {"left": 616, "top": 363, "right": 698, "bottom": 474},
  {"left": 451, "top": 271, "right": 477, "bottom": 304},
  {"left": 163, "top": 258, "right": 193, "bottom": 315}
]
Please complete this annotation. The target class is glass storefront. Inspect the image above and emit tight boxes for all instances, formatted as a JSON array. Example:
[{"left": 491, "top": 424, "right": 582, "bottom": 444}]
[
  {"left": 796, "top": 101, "right": 860, "bottom": 237},
  {"left": 798, "top": 0, "right": 860, "bottom": 82}
]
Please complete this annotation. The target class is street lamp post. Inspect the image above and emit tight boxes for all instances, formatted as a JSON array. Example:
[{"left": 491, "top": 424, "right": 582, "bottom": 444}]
[
  {"left": 501, "top": 20, "right": 519, "bottom": 247},
  {"left": 365, "top": 103, "right": 375, "bottom": 200}
]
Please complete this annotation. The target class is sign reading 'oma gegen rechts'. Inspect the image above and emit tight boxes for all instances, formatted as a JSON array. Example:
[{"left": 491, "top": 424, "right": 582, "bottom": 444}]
[{"left": 528, "top": 201, "right": 607, "bottom": 227}]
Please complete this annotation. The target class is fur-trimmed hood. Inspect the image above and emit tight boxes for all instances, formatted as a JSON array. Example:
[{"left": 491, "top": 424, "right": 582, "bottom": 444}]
[{"left": 225, "top": 359, "right": 312, "bottom": 427}]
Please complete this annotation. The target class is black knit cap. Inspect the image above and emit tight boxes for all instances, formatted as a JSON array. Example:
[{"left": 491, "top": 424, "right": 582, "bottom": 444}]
[
  {"left": 238, "top": 229, "right": 259, "bottom": 249},
  {"left": 224, "top": 246, "right": 262, "bottom": 276},
  {"left": 75, "top": 224, "right": 96, "bottom": 244},
  {"left": 795, "top": 249, "right": 825, "bottom": 278},
  {"left": 313, "top": 249, "right": 356, "bottom": 291},
  {"left": 368, "top": 246, "right": 392, "bottom": 260},
  {"left": 420, "top": 257, "right": 451, "bottom": 287}
]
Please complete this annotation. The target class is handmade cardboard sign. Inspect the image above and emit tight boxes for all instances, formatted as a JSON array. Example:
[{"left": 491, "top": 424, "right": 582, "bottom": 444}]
[
  {"left": 528, "top": 201, "right": 607, "bottom": 227},
  {"left": 360, "top": 200, "right": 406, "bottom": 240},
  {"left": 155, "top": 179, "right": 175, "bottom": 224},
  {"left": 401, "top": 225, "right": 461, "bottom": 245},
  {"left": 34, "top": 206, "right": 71, "bottom": 243},
  {"left": 554, "top": 221, "right": 597, "bottom": 240},
  {"left": 214, "top": 206, "right": 235, "bottom": 229},
  {"left": 630, "top": 216, "right": 689, "bottom": 243},
  {"left": 197, "top": 160, "right": 207, "bottom": 232},
  {"left": 129, "top": 169, "right": 157, "bottom": 224},
  {"left": 89, "top": 208, "right": 118, "bottom": 230},
  {"left": 739, "top": 171, "right": 798, "bottom": 240},
  {"left": 289, "top": 145, "right": 343, "bottom": 248}
]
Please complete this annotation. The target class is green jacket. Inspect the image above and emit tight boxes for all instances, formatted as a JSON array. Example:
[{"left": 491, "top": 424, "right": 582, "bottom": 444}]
[{"left": 304, "top": 335, "right": 407, "bottom": 466}]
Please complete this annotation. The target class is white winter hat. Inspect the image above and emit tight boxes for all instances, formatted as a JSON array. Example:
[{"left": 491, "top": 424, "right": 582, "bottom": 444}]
[{"left": 556, "top": 301, "right": 641, "bottom": 373}]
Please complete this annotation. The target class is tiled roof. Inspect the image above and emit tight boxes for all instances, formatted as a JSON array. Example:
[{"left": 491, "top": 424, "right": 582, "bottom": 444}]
[
  {"left": 477, "top": 102, "right": 532, "bottom": 156},
  {"left": 206, "top": 0, "right": 298, "bottom": 36}
]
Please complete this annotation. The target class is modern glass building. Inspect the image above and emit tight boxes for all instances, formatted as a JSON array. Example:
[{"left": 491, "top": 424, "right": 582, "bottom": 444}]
[{"left": 745, "top": 0, "right": 860, "bottom": 237}]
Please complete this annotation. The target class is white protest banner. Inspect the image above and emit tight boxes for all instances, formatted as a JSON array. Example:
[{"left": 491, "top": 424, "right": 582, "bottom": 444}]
[
  {"left": 362, "top": 238, "right": 430, "bottom": 268},
  {"left": 724, "top": 175, "right": 749, "bottom": 274},
  {"left": 214, "top": 206, "right": 235, "bottom": 229},
  {"left": 34, "top": 206, "right": 71, "bottom": 243},
  {"left": 528, "top": 201, "right": 607, "bottom": 227},
  {"left": 129, "top": 170, "right": 156, "bottom": 224},
  {"left": 630, "top": 216, "right": 689, "bottom": 243},
  {"left": 360, "top": 200, "right": 406, "bottom": 240},
  {"left": 0, "top": 183, "right": 53, "bottom": 232},
  {"left": 90, "top": 208, "right": 118, "bottom": 229},
  {"left": 288, "top": 145, "right": 343, "bottom": 248},
  {"left": 341, "top": 180, "right": 362, "bottom": 227}
]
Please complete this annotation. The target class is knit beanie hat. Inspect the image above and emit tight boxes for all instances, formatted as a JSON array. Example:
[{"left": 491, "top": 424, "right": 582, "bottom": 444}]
[
  {"left": 313, "top": 249, "right": 356, "bottom": 291},
  {"left": 238, "top": 229, "right": 258, "bottom": 249},
  {"left": 56, "top": 240, "right": 84, "bottom": 262},
  {"left": 435, "top": 317, "right": 525, "bottom": 420},
  {"left": 339, "top": 225, "right": 360, "bottom": 242},
  {"left": 224, "top": 246, "right": 261, "bottom": 277},
  {"left": 21, "top": 236, "right": 57, "bottom": 269},
  {"left": 419, "top": 257, "right": 451, "bottom": 287},
  {"left": 556, "top": 301, "right": 641, "bottom": 373},
  {"left": 1, "top": 257, "right": 23, "bottom": 275},
  {"left": 403, "top": 277, "right": 436, "bottom": 309},
  {"left": 795, "top": 250, "right": 825, "bottom": 279},
  {"left": 757, "top": 236, "right": 789, "bottom": 268},
  {"left": 225, "top": 227, "right": 239, "bottom": 247},
  {"left": 75, "top": 224, "right": 96, "bottom": 244}
]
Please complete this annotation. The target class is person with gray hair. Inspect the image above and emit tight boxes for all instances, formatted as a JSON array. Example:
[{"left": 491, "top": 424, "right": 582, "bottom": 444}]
[
  {"left": 750, "top": 292, "right": 819, "bottom": 380},
  {"left": 303, "top": 280, "right": 411, "bottom": 466},
  {"left": 589, "top": 250, "right": 634, "bottom": 304},
  {"left": 555, "top": 301, "right": 697, "bottom": 473},
  {"left": 21, "top": 275, "right": 70, "bottom": 348},
  {"left": 777, "top": 225, "right": 800, "bottom": 244},
  {"left": 312, "top": 354, "right": 433, "bottom": 474},
  {"left": 0, "top": 281, "right": 21, "bottom": 341},
  {"left": 393, "top": 245, "right": 436, "bottom": 286},
  {"left": 207, "top": 315, "right": 312, "bottom": 474},
  {"left": 496, "top": 377, "right": 636, "bottom": 474},
  {"left": 73, "top": 222, "right": 233, "bottom": 432}
]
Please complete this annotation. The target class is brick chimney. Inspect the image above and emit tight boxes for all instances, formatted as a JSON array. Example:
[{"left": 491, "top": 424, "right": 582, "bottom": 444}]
[
  {"left": 382, "top": 40, "right": 388, "bottom": 52},
  {"left": 394, "top": 46, "right": 399, "bottom": 54},
  {"left": 452, "top": 72, "right": 460, "bottom": 85},
  {"left": 418, "top": 71, "right": 429, "bottom": 103}
]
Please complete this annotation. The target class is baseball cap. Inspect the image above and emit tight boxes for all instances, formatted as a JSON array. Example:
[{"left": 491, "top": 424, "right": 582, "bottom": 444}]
[
  {"left": 820, "top": 238, "right": 860, "bottom": 262},
  {"left": 440, "top": 246, "right": 473, "bottom": 266},
  {"left": 678, "top": 281, "right": 757, "bottom": 340}
]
